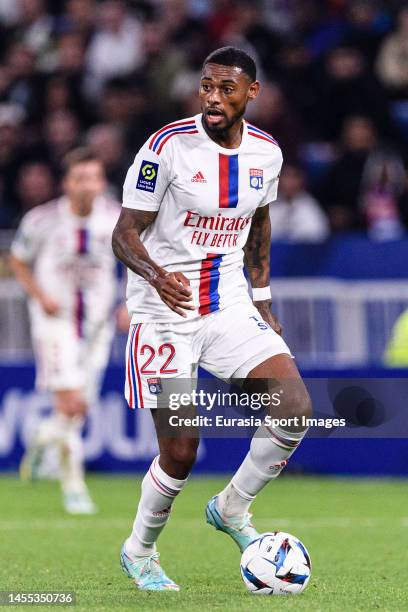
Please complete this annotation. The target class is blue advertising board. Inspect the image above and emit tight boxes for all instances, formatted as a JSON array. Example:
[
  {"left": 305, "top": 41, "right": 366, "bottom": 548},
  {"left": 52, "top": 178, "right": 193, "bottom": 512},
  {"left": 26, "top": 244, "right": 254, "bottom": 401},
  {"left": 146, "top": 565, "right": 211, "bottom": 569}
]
[{"left": 0, "top": 365, "right": 407, "bottom": 476}]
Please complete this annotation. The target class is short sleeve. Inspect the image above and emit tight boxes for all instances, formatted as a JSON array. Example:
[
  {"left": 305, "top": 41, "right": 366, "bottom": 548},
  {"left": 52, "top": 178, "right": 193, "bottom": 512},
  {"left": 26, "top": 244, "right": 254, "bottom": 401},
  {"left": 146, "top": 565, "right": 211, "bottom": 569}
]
[
  {"left": 258, "top": 150, "right": 283, "bottom": 207},
  {"left": 10, "top": 212, "right": 40, "bottom": 263},
  {"left": 122, "top": 144, "right": 172, "bottom": 212}
]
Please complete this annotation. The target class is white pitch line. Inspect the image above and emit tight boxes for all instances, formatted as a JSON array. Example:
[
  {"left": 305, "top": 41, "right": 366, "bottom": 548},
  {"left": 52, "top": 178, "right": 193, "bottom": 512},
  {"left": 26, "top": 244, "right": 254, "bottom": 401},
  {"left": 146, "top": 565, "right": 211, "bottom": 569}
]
[{"left": 0, "top": 517, "right": 406, "bottom": 530}]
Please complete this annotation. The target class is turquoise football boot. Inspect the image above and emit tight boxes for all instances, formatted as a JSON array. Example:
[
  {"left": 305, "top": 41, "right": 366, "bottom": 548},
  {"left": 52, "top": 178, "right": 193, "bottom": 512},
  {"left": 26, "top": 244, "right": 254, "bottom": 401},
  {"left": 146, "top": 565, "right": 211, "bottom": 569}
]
[
  {"left": 205, "top": 496, "right": 260, "bottom": 553},
  {"left": 120, "top": 545, "right": 180, "bottom": 591}
]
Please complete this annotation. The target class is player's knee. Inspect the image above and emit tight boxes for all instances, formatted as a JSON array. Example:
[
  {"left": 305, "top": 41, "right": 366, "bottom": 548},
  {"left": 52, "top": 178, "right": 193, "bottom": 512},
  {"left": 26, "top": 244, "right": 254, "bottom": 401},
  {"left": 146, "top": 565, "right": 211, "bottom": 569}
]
[
  {"left": 55, "top": 391, "right": 87, "bottom": 418},
  {"left": 167, "top": 438, "right": 198, "bottom": 470},
  {"left": 67, "top": 398, "right": 86, "bottom": 417},
  {"left": 296, "top": 388, "right": 312, "bottom": 422},
  {"left": 71, "top": 399, "right": 87, "bottom": 417},
  {"left": 279, "top": 383, "right": 312, "bottom": 423}
]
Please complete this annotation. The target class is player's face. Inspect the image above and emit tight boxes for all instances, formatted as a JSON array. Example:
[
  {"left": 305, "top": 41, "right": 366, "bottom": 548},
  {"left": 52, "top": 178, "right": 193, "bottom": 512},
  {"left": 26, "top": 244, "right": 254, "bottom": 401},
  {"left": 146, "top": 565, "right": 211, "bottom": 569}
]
[
  {"left": 199, "top": 63, "right": 259, "bottom": 135},
  {"left": 63, "top": 161, "right": 106, "bottom": 206}
]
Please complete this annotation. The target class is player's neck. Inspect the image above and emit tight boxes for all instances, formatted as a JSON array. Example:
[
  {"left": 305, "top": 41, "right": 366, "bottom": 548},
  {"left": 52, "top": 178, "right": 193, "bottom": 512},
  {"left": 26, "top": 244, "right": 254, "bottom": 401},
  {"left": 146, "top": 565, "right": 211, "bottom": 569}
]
[
  {"left": 69, "top": 198, "right": 93, "bottom": 217},
  {"left": 202, "top": 118, "right": 244, "bottom": 149}
]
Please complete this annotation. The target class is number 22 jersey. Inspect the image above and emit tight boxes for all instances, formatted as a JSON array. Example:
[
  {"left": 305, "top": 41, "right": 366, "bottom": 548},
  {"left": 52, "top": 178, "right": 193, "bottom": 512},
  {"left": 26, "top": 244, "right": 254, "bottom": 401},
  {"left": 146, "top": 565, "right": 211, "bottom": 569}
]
[{"left": 123, "top": 113, "right": 282, "bottom": 322}]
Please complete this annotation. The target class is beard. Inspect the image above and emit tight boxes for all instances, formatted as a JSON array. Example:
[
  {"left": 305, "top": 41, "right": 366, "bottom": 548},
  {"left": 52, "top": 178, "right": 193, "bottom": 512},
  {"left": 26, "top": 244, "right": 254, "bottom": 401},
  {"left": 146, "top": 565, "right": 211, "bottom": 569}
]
[{"left": 202, "top": 108, "right": 245, "bottom": 137}]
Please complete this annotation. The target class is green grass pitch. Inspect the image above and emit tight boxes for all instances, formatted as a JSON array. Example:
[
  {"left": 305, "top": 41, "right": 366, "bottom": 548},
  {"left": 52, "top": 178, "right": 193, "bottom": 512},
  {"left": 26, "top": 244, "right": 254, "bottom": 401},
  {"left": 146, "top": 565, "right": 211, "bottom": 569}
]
[{"left": 0, "top": 475, "right": 407, "bottom": 611}]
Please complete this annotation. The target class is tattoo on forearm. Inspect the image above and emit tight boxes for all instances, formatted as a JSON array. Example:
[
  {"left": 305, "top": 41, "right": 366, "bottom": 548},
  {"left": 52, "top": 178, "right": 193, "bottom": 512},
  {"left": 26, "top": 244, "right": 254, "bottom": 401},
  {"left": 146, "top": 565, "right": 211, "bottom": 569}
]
[{"left": 244, "top": 207, "right": 270, "bottom": 287}]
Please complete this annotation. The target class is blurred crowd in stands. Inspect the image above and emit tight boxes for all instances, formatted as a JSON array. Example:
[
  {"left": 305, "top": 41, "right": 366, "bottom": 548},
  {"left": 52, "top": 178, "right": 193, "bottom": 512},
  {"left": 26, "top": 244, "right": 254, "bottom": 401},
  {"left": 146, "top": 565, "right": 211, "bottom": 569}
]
[{"left": 1, "top": 0, "right": 408, "bottom": 242}]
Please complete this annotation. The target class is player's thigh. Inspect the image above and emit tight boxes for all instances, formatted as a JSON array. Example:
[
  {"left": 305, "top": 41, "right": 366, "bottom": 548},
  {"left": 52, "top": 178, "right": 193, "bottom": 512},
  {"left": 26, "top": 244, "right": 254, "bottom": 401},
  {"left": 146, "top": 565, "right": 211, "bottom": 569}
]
[
  {"left": 124, "top": 321, "right": 197, "bottom": 409},
  {"left": 32, "top": 318, "right": 85, "bottom": 396},
  {"left": 245, "top": 353, "right": 312, "bottom": 422},
  {"left": 200, "top": 302, "right": 292, "bottom": 382}
]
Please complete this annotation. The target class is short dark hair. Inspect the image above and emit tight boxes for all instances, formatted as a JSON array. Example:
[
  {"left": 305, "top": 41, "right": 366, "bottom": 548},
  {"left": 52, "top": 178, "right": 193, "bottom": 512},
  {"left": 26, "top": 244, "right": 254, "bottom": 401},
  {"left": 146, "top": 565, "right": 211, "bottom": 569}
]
[
  {"left": 203, "top": 47, "right": 257, "bottom": 82},
  {"left": 62, "top": 147, "right": 102, "bottom": 176}
]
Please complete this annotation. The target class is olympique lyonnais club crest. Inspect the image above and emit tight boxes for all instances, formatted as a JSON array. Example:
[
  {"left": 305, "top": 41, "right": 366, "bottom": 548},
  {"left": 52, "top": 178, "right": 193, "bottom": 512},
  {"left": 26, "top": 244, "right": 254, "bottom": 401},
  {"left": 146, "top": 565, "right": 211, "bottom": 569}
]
[
  {"left": 147, "top": 377, "right": 163, "bottom": 395},
  {"left": 249, "top": 168, "right": 263, "bottom": 190}
]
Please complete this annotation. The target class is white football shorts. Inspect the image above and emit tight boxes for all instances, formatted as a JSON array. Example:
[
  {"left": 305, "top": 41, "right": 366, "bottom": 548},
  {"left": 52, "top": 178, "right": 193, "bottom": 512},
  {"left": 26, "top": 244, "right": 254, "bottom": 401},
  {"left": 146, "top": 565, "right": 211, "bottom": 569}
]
[
  {"left": 31, "top": 317, "right": 114, "bottom": 404},
  {"left": 125, "top": 301, "right": 292, "bottom": 409}
]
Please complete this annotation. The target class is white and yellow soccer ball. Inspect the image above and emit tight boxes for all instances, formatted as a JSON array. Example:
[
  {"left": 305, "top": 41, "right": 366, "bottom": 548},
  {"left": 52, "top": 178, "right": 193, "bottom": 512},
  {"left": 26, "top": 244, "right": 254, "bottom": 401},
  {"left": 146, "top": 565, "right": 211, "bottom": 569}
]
[{"left": 240, "top": 531, "right": 312, "bottom": 595}]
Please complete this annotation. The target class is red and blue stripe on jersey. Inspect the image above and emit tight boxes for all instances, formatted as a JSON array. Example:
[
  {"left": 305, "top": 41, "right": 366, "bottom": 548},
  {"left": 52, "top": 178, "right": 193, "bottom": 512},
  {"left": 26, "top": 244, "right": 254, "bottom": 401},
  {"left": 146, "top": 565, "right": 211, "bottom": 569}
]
[
  {"left": 77, "top": 227, "right": 88, "bottom": 254},
  {"left": 75, "top": 228, "right": 88, "bottom": 337},
  {"left": 75, "top": 291, "right": 84, "bottom": 338},
  {"left": 219, "top": 153, "right": 239, "bottom": 208},
  {"left": 127, "top": 323, "right": 144, "bottom": 409},
  {"left": 149, "top": 119, "right": 198, "bottom": 155},
  {"left": 199, "top": 253, "right": 223, "bottom": 315},
  {"left": 197, "top": 155, "right": 239, "bottom": 314},
  {"left": 247, "top": 122, "right": 279, "bottom": 147}
]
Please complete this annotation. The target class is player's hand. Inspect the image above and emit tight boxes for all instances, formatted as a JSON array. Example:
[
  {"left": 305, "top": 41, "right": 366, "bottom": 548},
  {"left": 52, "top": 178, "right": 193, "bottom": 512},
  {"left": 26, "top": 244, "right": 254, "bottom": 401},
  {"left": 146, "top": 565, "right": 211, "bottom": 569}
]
[
  {"left": 254, "top": 300, "right": 282, "bottom": 335},
  {"left": 152, "top": 271, "right": 195, "bottom": 318},
  {"left": 39, "top": 294, "right": 60, "bottom": 316}
]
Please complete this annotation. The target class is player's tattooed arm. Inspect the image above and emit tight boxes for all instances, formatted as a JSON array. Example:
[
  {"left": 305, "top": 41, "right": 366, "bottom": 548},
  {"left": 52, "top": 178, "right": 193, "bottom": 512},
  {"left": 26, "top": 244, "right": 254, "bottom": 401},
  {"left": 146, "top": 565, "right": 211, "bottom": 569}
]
[
  {"left": 244, "top": 205, "right": 282, "bottom": 335},
  {"left": 112, "top": 207, "right": 194, "bottom": 317}
]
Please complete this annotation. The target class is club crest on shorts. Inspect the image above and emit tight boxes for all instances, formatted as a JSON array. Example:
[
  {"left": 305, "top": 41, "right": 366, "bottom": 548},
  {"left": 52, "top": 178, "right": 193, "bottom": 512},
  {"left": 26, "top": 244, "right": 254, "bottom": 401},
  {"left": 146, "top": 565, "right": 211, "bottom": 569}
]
[
  {"left": 249, "top": 168, "right": 263, "bottom": 190},
  {"left": 147, "top": 377, "right": 163, "bottom": 395}
]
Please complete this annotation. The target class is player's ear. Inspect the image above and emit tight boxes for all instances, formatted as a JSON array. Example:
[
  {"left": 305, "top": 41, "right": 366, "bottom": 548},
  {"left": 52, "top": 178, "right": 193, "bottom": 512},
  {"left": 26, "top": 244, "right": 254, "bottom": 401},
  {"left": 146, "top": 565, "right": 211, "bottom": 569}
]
[{"left": 247, "top": 80, "right": 260, "bottom": 102}]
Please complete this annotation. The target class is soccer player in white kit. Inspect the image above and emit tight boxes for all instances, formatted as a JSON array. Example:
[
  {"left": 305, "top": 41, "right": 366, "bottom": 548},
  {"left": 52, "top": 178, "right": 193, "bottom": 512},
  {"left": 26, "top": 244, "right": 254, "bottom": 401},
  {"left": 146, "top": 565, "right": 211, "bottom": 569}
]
[
  {"left": 10, "top": 148, "right": 124, "bottom": 514},
  {"left": 113, "top": 47, "right": 312, "bottom": 591}
]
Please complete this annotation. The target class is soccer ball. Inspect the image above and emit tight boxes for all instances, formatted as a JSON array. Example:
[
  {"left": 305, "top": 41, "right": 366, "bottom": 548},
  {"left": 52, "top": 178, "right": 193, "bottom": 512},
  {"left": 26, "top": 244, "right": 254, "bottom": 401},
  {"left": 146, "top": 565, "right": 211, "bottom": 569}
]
[{"left": 240, "top": 531, "right": 312, "bottom": 595}]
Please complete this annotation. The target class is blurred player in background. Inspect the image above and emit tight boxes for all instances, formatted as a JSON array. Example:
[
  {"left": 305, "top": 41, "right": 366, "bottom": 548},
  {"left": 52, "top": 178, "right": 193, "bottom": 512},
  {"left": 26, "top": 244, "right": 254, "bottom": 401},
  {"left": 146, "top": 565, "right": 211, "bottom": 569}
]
[
  {"left": 10, "top": 148, "right": 126, "bottom": 514},
  {"left": 113, "top": 47, "right": 312, "bottom": 591}
]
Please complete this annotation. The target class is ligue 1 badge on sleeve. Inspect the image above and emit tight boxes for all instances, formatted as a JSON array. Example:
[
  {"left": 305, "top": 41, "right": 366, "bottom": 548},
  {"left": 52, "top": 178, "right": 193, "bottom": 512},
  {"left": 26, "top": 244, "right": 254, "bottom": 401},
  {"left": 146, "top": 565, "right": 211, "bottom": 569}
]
[
  {"left": 249, "top": 168, "right": 263, "bottom": 190},
  {"left": 147, "top": 377, "right": 163, "bottom": 395},
  {"left": 136, "top": 160, "right": 159, "bottom": 192}
]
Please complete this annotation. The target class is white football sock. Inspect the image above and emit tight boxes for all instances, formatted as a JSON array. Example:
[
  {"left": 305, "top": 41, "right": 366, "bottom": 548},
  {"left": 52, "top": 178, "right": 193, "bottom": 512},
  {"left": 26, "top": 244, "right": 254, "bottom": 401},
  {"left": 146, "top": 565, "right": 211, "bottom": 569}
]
[
  {"left": 30, "top": 411, "right": 88, "bottom": 496},
  {"left": 59, "top": 416, "right": 87, "bottom": 496},
  {"left": 126, "top": 456, "right": 188, "bottom": 558},
  {"left": 217, "top": 424, "right": 307, "bottom": 519}
]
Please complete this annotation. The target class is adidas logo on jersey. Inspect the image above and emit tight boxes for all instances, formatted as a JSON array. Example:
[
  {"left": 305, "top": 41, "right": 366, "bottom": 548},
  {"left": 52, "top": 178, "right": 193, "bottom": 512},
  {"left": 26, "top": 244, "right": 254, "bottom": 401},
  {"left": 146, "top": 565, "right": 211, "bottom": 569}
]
[{"left": 191, "top": 171, "right": 207, "bottom": 183}]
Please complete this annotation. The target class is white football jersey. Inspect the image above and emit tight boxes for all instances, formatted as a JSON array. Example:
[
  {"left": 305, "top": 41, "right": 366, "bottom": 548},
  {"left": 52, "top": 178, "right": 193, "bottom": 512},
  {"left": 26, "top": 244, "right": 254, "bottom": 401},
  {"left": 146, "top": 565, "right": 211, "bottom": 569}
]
[
  {"left": 11, "top": 196, "right": 120, "bottom": 335},
  {"left": 123, "top": 113, "right": 283, "bottom": 321}
]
